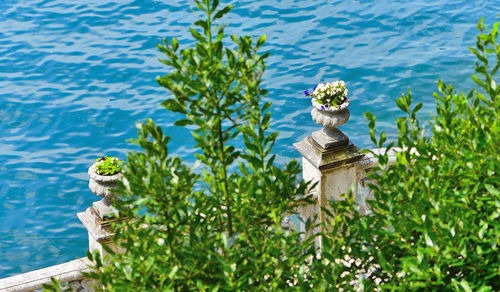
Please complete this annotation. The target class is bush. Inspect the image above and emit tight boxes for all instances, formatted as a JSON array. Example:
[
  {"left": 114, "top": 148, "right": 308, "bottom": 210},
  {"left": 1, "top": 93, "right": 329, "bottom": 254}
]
[
  {"left": 82, "top": 0, "right": 321, "bottom": 290},
  {"left": 318, "top": 18, "right": 499, "bottom": 291}
]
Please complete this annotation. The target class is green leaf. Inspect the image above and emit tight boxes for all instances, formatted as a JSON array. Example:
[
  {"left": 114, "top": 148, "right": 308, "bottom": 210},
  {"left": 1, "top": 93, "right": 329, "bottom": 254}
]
[
  {"left": 264, "top": 132, "right": 279, "bottom": 146},
  {"left": 471, "top": 74, "right": 486, "bottom": 88},
  {"left": 469, "top": 47, "right": 487, "bottom": 63},
  {"left": 172, "top": 37, "right": 179, "bottom": 51},
  {"left": 194, "top": 20, "right": 208, "bottom": 33},
  {"left": 395, "top": 97, "right": 409, "bottom": 113},
  {"left": 256, "top": 35, "right": 266, "bottom": 48},
  {"left": 378, "top": 132, "right": 387, "bottom": 148},
  {"left": 458, "top": 280, "right": 473, "bottom": 292},
  {"left": 424, "top": 233, "right": 434, "bottom": 247},
  {"left": 262, "top": 101, "right": 272, "bottom": 112},
  {"left": 168, "top": 266, "right": 179, "bottom": 279},
  {"left": 485, "top": 184, "right": 499, "bottom": 195},
  {"left": 161, "top": 99, "right": 185, "bottom": 113},
  {"left": 413, "top": 102, "right": 423, "bottom": 114},
  {"left": 190, "top": 27, "right": 205, "bottom": 42},
  {"left": 244, "top": 139, "right": 260, "bottom": 154},
  {"left": 194, "top": 0, "right": 204, "bottom": 11},
  {"left": 213, "top": 5, "right": 233, "bottom": 21},
  {"left": 211, "top": 0, "right": 220, "bottom": 12},
  {"left": 437, "top": 80, "right": 447, "bottom": 93},
  {"left": 494, "top": 22, "right": 500, "bottom": 36},
  {"left": 174, "top": 119, "right": 194, "bottom": 126}
]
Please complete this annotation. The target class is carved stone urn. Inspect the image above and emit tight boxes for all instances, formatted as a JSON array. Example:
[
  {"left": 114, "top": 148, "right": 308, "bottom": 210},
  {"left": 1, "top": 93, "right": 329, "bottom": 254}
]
[
  {"left": 88, "top": 163, "right": 121, "bottom": 219},
  {"left": 310, "top": 97, "right": 350, "bottom": 149},
  {"left": 88, "top": 163, "right": 121, "bottom": 198}
]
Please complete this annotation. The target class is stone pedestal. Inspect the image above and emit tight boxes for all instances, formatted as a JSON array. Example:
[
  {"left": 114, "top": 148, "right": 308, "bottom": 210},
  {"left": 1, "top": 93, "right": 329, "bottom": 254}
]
[
  {"left": 294, "top": 129, "right": 363, "bottom": 235},
  {"left": 77, "top": 204, "right": 124, "bottom": 260},
  {"left": 79, "top": 163, "right": 124, "bottom": 260}
]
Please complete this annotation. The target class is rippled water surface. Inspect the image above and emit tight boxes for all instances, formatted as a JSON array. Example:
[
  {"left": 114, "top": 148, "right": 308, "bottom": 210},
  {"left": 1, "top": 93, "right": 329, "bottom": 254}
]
[{"left": 0, "top": 0, "right": 498, "bottom": 277}]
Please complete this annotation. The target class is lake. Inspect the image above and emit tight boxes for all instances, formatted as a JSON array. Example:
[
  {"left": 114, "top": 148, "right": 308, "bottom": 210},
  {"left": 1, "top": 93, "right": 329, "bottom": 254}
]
[{"left": 0, "top": 0, "right": 497, "bottom": 277}]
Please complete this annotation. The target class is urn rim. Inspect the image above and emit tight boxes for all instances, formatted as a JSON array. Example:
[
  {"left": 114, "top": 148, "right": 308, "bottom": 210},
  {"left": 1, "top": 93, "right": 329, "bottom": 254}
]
[
  {"left": 311, "top": 96, "right": 350, "bottom": 112},
  {"left": 88, "top": 163, "right": 122, "bottom": 182}
]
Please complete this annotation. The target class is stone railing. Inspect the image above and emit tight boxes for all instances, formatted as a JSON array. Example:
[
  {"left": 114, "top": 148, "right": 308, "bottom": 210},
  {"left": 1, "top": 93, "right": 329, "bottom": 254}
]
[{"left": 0, "top": 258, "right": 95, "bottom": 292}]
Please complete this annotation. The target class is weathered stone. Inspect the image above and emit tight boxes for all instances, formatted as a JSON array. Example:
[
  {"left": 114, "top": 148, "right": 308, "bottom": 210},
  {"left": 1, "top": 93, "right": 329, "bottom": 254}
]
[
  {"left": 294, "top": 136, "right": 364, "bottom": 171},
  {"left": 311, "top": 107, "right": 350, "bottom": 129},
  {"left": 0, "top": 258, "right": 92, "bottom": 292},
  {"left": 294, "top": 132, "right": 364, "bottom": 240},
  {"left": 77, "top": 207, "right": 124, "bottom": 259},
  {"left": 311, "top": 127, "right": 349, "bottom": 149},
  {"left": 88, "top": 164, "right": 121, "bottom": 198}
]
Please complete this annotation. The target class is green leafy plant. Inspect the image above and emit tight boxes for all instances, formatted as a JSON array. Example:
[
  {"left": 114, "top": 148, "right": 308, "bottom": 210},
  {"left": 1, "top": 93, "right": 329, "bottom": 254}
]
[
  {"left": 94, "top": 156, "right": 123, "bottom": 176},
  {"left": 317, "top": 17, "right": 500, "bottom": 291},
  {"left": 82, "top": 0, "right": 321, "bottom": 290}
]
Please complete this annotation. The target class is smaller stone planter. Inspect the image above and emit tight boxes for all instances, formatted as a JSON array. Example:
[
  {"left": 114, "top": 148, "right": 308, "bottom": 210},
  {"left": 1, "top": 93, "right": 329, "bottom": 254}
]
[
  {"left": 88, "top": 163, "right": 121, "bottom": 198},
  {"left": 88, "top": 163, "right": 121, "bottom": 219},
  {"left": 310, "top": 97, "right": 350, "bottom": 149}
]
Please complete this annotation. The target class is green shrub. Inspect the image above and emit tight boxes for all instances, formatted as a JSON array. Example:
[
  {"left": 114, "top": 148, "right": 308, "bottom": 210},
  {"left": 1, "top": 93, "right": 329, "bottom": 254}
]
[
  {"left": 318, "top": 18, "right": 500, "bottom": 291},
  {"left": 82, "top": 0, "right": 320, "bottom": 290}
]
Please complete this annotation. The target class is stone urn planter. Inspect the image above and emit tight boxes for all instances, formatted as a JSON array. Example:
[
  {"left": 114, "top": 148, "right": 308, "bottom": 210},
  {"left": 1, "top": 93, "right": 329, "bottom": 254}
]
[
  {"left": 88, "top": 163, "right": 121, "bottom": 199},
  {"left": 88, "top": 162, "right": 121, "bottom": 219},
  {"left": 311, "top": 97, "right": 350, "bottom": 127},
  {"left": 310, "top": 97, "right": 350, "bottom": 149}
]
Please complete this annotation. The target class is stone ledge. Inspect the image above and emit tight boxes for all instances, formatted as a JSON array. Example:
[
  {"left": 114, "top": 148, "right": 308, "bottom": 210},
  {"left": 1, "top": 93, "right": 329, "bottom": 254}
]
[
  {"left": 294, "top": 136, "right": 364, "bottom": 171},
  {"left": 0, "top": 257, "right": 92, "bottom": 292}
]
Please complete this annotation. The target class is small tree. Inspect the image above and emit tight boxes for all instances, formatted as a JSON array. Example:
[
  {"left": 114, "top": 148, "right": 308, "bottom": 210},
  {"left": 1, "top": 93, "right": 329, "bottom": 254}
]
[
  {"left": 82, "top": 0, "right": 321, "bottom": 290},
  {"left": 318, "top": 18, "right": 499, "bottom": 291}
]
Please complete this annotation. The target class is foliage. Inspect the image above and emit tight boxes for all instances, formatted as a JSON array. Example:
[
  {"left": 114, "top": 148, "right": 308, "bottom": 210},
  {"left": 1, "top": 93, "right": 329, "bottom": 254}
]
[
  {"left": 94, "top": 156, "right": 123, "bottom": 176},
  {"left": 304, "top": 80, "right": 348, "bottom": 109},
  {"left": 44, "top": 2, "right": 498, "bottom": 290},
  {"left": 82, "top": 0, "right": 321, "bottom": 290},
  {"left": 317, "top": 17, "right": 500, "bottom": 291}
]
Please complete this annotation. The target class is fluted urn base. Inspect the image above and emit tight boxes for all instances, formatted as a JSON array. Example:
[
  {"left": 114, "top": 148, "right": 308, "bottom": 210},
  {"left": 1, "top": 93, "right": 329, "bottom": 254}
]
[
  {"left": 310, "top": 106, "right": 350, "bottom": 149},
  {"left": 312, "top": 127, "right": 349, "bottom": 149}
]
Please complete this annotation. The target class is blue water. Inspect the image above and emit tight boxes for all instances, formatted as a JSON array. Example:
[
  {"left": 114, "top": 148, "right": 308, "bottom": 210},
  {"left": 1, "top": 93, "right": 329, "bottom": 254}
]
[{"left": 0, "top": 0, "right": 497, "bottom": 278}]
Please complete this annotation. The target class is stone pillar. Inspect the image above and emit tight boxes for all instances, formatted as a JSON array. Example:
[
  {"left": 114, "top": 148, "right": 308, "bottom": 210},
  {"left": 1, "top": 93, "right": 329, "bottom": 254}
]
[
  {"left": 77, "top": 206, "right": 123, "bottom": 259},
  {"left": 294, "top": 124, "right": 363, "bottom": 235},
  {"left": 77, "top": 164, "right": 124, "bottom": 260}
]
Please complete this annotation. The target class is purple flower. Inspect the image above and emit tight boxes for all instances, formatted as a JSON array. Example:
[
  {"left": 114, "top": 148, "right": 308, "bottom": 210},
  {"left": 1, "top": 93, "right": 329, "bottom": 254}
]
[
  {"left": 303, "top": 90, "right": 309, "bottom": 97},
  {"left": 325, "top": 104, "right": 329, "bottom": 108},
  {"left": 99, "top": 156, "right": 106, "bottom": 162},
  {"left": 321, "top": 106, "right": 324, "bottom": 110}
]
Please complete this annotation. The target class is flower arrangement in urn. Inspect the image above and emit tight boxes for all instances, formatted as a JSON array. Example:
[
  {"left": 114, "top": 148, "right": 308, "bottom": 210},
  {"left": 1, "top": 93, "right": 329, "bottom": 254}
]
[
  {"left": 304, "top": 80, "right": 349, "bottom": 111},
  {"left": 88, "top": 155, "right": 123, "bottom": 198},
  {"left": 94, "top": 156, "right": 123, "bottom": 175},
  {"left": 305, "top": 80, "right": 350, "bottom": 130},
  {"left": 305, "top": 80, "right": 351, "bottom": 149}
]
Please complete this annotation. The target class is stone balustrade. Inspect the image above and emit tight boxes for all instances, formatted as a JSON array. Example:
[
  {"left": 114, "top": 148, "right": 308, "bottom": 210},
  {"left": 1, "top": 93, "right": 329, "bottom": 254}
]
[{"left": 0, "top": 258, "right": 95, "bottom": 292}]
